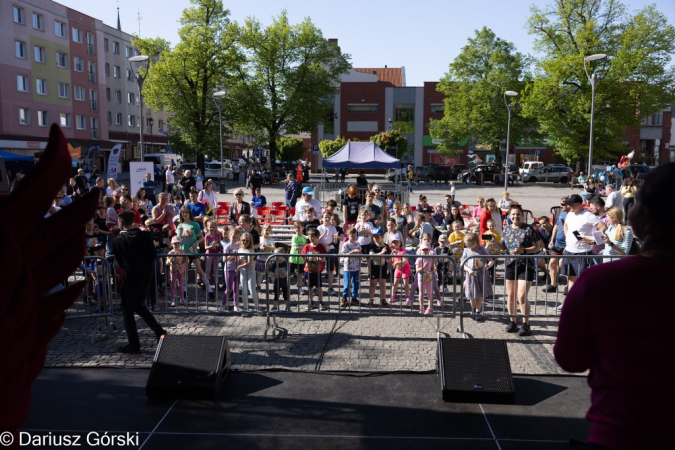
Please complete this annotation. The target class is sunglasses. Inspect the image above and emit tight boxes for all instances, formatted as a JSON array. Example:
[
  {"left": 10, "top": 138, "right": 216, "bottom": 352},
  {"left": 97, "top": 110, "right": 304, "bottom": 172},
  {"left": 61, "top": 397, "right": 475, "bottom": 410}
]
[
  {"left": 235, "top": 194, "right": 243, "bottom": 196},
  {"left": 121, "top": 189, "right": 128, "bottom": 191}
]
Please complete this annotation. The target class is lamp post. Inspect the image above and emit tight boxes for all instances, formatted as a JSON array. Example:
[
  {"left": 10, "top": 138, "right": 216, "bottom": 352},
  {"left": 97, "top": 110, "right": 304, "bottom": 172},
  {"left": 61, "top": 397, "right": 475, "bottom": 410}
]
[
  {"left": 584, "top": 53, "right": 607, "bottom": 176},
  {"left": 213, "top": 90, "right": 228, "bottom": 194},
  {"left": 148, "top": 117, "right": 154, "bottom": 153},
  {"left": 503, "top": 90, "right": 518, "bottom": 191},
  {"left": 129, "top": 55, "right": 149, "bottom": 162}
]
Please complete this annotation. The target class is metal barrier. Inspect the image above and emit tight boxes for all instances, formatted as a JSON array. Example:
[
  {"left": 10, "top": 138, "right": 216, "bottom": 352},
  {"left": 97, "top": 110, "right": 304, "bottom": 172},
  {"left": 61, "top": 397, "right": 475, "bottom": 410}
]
[
  {"left": 316, "top": 182, "right": 409, "bottom": 209},
  {"left": 455, "top": 253, "right": 627, "bottom": 335}
]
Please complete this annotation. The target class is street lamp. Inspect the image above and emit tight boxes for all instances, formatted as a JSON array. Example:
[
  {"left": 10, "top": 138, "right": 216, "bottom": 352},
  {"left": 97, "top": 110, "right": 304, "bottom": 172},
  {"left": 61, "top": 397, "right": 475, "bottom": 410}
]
[
  {"left": 148, "top": 117, "right": 154, "bottom": 153},
  {"left": 129, "top": 55, "right": 150, "bottom": 162},
  {"left": 504, "top": 90, "right": 519, "bottom": 191},
  {"left": 213, "top": 90, "right": 229, "bottom": 194},
  {"left": 584, "top": 53, "right": 607, "bottom": 176}
]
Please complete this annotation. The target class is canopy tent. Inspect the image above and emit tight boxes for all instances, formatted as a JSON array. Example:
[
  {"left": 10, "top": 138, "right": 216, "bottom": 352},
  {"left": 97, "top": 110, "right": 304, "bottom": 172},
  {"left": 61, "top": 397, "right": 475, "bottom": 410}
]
[
  {"left": 0, "top": 150, "right": 35, "bottom": 175},
  {"left": 0, "top": 150, "right": 33, "bottom": 162},
  {"left": 322, "top": 142, "right": 400, "bottom": 169}
]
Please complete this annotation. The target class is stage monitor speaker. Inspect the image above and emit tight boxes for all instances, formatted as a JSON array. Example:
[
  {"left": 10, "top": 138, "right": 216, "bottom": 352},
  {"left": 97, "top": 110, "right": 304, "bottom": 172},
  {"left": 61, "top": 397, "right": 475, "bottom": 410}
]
[
  {"left": 438, "top": 338, "right": 515, "bottom": 404},
  {"left": 146, "top": 335, "right": 230, "bottom": 399}
]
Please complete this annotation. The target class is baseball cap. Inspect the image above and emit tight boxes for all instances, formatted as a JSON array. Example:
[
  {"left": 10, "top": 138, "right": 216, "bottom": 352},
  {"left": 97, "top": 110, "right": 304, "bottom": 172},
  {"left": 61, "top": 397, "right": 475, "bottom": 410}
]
[
  {"left": 302, "top": 186, "right": 314, "bottom": 195},
  {"left": 439, "top": 234, "right": 448, "bottom": 242},
  {"left": 563, "top": 194, "right": 583, "bottom": 205},
  {"left": 371, "top": 227, "right": 384, "bottom": 235},
  {"left": 173, "top": 215, "right": 181, "bottom": 223},
  {"left": 421, "top": 207, "right": 432, "bottom": 214},
  {"left": 389, "top": 233, "right": 402, "bottom": 243},
  {"left": 171, "top": 236, "right": 181, "bottom": 244},
  {"left": 420, "top": 242, "right": 431, "bottom": 251}
]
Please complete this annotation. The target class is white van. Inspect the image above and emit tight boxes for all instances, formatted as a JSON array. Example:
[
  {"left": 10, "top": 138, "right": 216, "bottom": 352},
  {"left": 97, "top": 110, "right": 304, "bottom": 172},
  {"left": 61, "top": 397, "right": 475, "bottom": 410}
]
[
  {"left": 144, "top": 153, "right": 183, "bottom": 168},
  {"left": 520, "top": 161, "right": 544, "bottom": 177}
]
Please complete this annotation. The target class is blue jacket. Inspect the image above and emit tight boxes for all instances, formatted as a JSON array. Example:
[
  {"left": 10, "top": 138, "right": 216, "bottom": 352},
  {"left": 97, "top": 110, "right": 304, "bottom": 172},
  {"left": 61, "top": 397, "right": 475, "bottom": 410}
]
[{"left": 285, "top": 180, "right": 299, "bottom": 205}]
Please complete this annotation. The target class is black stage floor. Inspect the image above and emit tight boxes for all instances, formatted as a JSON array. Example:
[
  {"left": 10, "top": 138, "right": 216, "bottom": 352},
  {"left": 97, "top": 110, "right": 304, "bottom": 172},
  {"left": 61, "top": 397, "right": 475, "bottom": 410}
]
[{"left": 21, "top": 368, "right": 590, "bottom": 449}]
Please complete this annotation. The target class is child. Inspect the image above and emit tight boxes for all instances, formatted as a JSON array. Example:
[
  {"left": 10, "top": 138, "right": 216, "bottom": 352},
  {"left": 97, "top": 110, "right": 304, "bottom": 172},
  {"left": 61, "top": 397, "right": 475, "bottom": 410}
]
[
  {"left": 340, "top": 227, "right": 362, "bottom": 308},
  {"left": 416, "top": 242, "right": 435, "bottom": 314},
  {"left": 323, "top": 199, "right": 338, "bottom": 217},
  {"left": 301, "top": 228, "right": 328, "bottom": 310},
  {"left": 204, "top": 219, "right": 222, "bottom": 300},
  {"left": 468, "top": 224, "right": 480, "bottom": 235},
  {"left": 172, "top": 195, "right": 183, "bottom": 216},
  {"left": 384, "top": 218, "right": 398, "bottom": 245},
  {"left": 460, "top": 233, "right": 494, "bottom": 321},
  {"left": 435, "top": 234, "right": 452, "bottom": 294},
  {"left": 167, "top": 236, "right": 187, "bottom": 307},
  {"left": 289, "top": 221, "right": 308, "bottom": 295},
  {"left": 448, "top": 220, "right": 466, "bottom": 259},
  {"left": 369, "top": 227, "right": 389, "bottom": 306},
  {"left": 257, "top": 224, "right": 275, "bottom": 286},
  {"left": 483, "top": 219, "right": 502, "bottom": 255},
  {"left": 410, "top": 232, "right": 443, "bottom": 308},
  {"left": 105, "top": 196, "right": 118, "bottom": 229},
  {"left": 355, "top": 209, "right": 374, "bottom": 253},
  {"left": 237, "top": 231, "right": 259, "bottom": 311},
  {"left": 449, "top": 182, "right": 456, "bottom": 201},
  {"left": 268, "top": 247, "right": 290, "bottom": 311},
  {"left": 433, "top": 204, "right": 445, "bottom": 225},
  {"left": 318, "top": 212, "right": 338, "bottom": 296},
  {"left": 222, "top": 228, "right": 241, "bottom": 312},
  {"left": 389, "top": 233, "right": 411, "bottom": 305},
  {"left": 301, "top": 207, "right": 321, "bottom": 236},
  {"left": 87, "top": 243, "right": 107, "bottom": 312},
  {"left": 331, "top": 213, "right": 344, "bottom": 280}
]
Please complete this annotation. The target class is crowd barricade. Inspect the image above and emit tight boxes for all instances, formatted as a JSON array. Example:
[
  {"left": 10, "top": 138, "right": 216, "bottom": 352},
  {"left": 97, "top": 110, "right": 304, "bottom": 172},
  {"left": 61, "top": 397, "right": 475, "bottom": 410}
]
[
  {"left": 65, "top": 256, "right": 116, "bottom": 343},
  {"left": 315, "top": 182, "right": 409, "bottom": 208},
  {"left": 455, "top": 253, "right": 627, "bottom": 335}
]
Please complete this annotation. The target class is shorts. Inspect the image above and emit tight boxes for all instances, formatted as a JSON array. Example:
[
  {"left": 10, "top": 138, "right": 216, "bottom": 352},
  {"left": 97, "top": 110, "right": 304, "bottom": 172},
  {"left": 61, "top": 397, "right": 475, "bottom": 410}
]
[
  {"left": 394, "top": 264, "right": 411, "bottom": 279},
  {"left": 505, "top": 261, "right": 535, "bottom": 281},
  {"left": 550, "top": 246, "right": 565, "bottom": 256},
  {"left": 561, "top": 250, "right": 593, "bottom": 277},
  {"left": 255, "top": 259, "right": 266, "bottom": 273},
  {"left": 370, "top": 265, "right": 389, "bottom": 280},
  {"left": 306, "top": 271, "right": 322, "bottom": 288}
]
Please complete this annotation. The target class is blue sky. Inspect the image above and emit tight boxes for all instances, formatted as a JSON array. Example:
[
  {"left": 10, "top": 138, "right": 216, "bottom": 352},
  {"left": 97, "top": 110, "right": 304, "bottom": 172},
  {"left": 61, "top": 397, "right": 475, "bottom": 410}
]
[{"left": 58, "top": 0, "right": 675, "bottom": 86}]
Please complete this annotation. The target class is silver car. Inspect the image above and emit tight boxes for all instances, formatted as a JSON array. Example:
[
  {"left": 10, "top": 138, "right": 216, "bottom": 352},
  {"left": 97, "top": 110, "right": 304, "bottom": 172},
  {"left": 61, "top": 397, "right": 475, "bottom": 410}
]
[{"left": 522, "top": 165, "right": 573, "bottom": 184}]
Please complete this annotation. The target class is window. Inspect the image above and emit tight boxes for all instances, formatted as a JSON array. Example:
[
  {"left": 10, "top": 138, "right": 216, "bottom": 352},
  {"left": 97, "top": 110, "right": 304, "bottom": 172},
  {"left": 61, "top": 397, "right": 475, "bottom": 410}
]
[
  {"left": 58, "top": 83, "right": 70, "bottom": 99},
  {"left": 105, "top": 63, "right": 110, "bottom": 76},
  {"left": 116, "top": 113, "right": 122, "bottom": 125},
  {"left": 107, "top": 111, "right": 112, "bottom": 125},
  {"left": 394, "top": 103, "right": 415, "bottom": 134},
  {"left": 74, "top": 57, "right": 84, "bottom": 72},
  {"left": 128, "top": 92, "right": 136, "bottom": 105},
  {"left": 55, "top": 21, "right": 67, "bottom": 38},
  {"left": 89, "top": 89, "right": 98, "bottom": 111},
  {"left": 115, "top": 90, "right": 121, "bottom": 103},
  {"left": 74, "top": 86, "right": 85, "bottom": 101},
  {"left": 128, "top": 115, "right": 136, "bottom": 127},
  {"left": 158, "top": 120, "right": 164, "bottom": 131},
  {"left": 113, "top": 41, "right": 119, "bottom": 54},
  {"left": 88, "top": 61, "right": 96, "bottom": 83},
  {"left": 76, "top": 115, "right": 86, "bottom": 130},
  {"left": 19, "top": 108, "right": 30, "bottom": 125},
  {"left": 17, "top": 75, "right": 29, "bottom": 92},
  {"left": 56, "top": 52, "right": 68, "bottom": 68},
  {"left": 125, "top": 46, "right": 133, "bottom": 57},
  {"left": 34, "top": 46, "right": 46, "bottom": 63},
  {"left": 38, "top": 111, "right": 48, "bottom": 127},
  {"left": 60, "top": 112, "right": 71, "bottom": 127},
  {"left": 72, "top": 28, "right": 82, "bottom": 43},
  {"left": 113, "top": 65, "right": 120, "bottom": 78},
  {"left": 15, "top": 40, "right": 26, "bottom": 58},
  {"left": 642, "top": 112, "right": 663, "bottom": 126},
  {"left": 106, "top": 88, "right": 111, "bottom": 101},
  {"left": 86, "top": 33, "right": 95, "bottom": 55},
  {"left": 430, "top": 103, "right": 445, "bottom": 114},
  {"left": 32, "top": 13, "right": 43, "bottom": 30},
  {"left": 347, "top": 104, "right": 378, "bottom": 114},
  {"left": 36, "top": 78, "right": 47, "bottom": 95},
  {"left": 126, "top": 69, "right": 133, "bottom": 81},
  {"left": 13, "top": 6, "right": 25, "bottom": 24}
]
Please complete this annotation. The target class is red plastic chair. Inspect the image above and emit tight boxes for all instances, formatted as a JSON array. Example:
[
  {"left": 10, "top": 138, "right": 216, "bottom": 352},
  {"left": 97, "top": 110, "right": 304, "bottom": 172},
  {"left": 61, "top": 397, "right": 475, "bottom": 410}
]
[
  {"left": 269, "top": 210, "right": 286, "bottom": 225},
  {"left": 257, "top": 207, "right": 272, "bottom": 224},
  {"left": 272, "top": 202, "right": 284, "bottom": 209}
]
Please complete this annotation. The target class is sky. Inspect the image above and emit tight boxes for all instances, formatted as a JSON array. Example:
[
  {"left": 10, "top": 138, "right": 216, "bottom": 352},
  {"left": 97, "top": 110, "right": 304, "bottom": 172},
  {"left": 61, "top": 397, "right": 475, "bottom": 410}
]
[{"left": 58, "top": 0, "right": 675, "bottom": 87}]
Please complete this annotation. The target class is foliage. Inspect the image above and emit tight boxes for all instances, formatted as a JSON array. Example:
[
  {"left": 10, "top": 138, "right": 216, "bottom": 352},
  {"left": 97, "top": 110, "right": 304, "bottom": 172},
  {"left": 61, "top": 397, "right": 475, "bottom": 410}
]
[
  {"left": 369, "top": 129, "right": 409, "bottom": 159},
  {"left": 276, "top": 136, "right": 307, "bottom": 162},
  {"left": 133, "top": 0, "right": 237, "bottom": 168},
  {"left": 227, "top": 10, "right": 352, "bottom": 163},
  {"left": 522, "top": 0, "right": 675, "bottom": 167},
  {"left": 429, "top": 27, "right": 533, "bottom": 160},
  {"left": 319, "top": 136, "right": 347, "bottom": 159}
]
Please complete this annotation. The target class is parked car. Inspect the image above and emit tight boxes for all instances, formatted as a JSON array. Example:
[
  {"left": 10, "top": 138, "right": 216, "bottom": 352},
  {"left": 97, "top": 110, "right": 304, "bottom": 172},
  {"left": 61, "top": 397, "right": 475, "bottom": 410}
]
[
  {"left": 204, "top": 161, "right": 232, "bottom": 180},
  {"left": 628, "top": 164, "right": 650, "bottom": 180},
  {"left": 431, "top": 166, "right": 452, "bottom": 184},
  {"left": 470, "top": 165, "right": 501, "bottom": 184},
  {"left": 450, "top": 164, "right": 466, "bottom": 180},
  {"left": 519, "top": 161, "right": 544, "bottom": 177},
  {"left": 386, "top": 165, "right": 433, "bottom": 182},
  {"left": 522, "top": 165, "right": 573, "bottom": 184},
  {"left": 177, "top": 162, "right": 197, "bottom": 174}
]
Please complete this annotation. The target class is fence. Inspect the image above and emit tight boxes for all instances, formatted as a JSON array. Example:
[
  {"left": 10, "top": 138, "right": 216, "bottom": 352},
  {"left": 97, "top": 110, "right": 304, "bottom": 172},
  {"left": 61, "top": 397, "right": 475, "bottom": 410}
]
[{"left": 315, "top": 182, "right": 409, "bottom": 209}]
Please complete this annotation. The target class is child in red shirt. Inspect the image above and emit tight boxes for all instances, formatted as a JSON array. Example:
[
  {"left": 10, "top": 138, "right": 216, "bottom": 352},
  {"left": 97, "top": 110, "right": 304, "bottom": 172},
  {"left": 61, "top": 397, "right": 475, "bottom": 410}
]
[{"left": 301, "top": 228, "right": 327, "bottom": 310}]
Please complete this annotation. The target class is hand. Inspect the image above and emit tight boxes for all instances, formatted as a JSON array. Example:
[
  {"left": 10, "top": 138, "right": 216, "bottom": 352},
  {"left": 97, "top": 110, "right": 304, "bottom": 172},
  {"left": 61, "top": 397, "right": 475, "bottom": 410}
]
[
  {"left": 601, "top": 234, "right": 610, "bottom": 244},
  {"left": 466, "top": 268, "right": 474, "bottom": 275}
]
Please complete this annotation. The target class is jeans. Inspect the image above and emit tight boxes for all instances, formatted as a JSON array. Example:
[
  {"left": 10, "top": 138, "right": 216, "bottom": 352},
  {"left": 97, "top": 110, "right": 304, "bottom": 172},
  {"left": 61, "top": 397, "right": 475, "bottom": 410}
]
[
  {"left": 240, "top": 267, "right": 259, "bottom": 310},
  {"left": 119, "top": 282, "right": 163, "bottom": 347},
  {"left": 342, "top": 270, "right": 360, "bottom": 299},
  {"left": 407, "top": 179, "right": 412, "bottom": 192}
]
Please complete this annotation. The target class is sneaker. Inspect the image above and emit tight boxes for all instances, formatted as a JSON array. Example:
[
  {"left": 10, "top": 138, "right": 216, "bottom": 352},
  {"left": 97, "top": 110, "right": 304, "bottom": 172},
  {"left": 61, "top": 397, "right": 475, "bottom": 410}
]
[
  {"left": 475, "top": 313, "right": 485, "bottom": 322},
  {"left": 563, "top": 286, "right": 568, "bottom": 295},
  {"left": 556, "top": 304, "right": 564, "bottom": 312},
  {"left": 156, "top": 329, "right": 167, "bottom": 342},
  {"left": 390, "top": 295, "right": 396, "bottom": 304},
  {"left": 270, "top": 306, "right": 278, "bottom": 312},
  {"left": 117, "top": 344, "right": 141, "bottom": 354},
  {"left": 340, "top": 298, "right": 348, "bottom": 308},
  {"left": 208, "top": 292, "right": 216, "bottom": 301},
  {"left": 424, "top": 307, "right": 433, "bottom": 315},
  {"left": 419, "top": 305, "right": 425, "bottom": 314},
  {"left": 328, "top": 288, "right": 337, "bottom": 296},
  {"left": 306, "top": 301, "right": 317, "bottom": 311},
  {"left": 443, "top": 287, "right": 451, "bottom": 295},
  {"left": 542, "top": 285, "right": 557, "bottom": 293},
  {"left": 505, "top": 322, "right": 519, "bottom": 333},
  {"left": 217, "top": 305, "right": 227, "bottom": 312},
  {"left": 180, "top": 299, "right": 187, "bottom": 306},
  {"left": 170, "top": 301, "right": 176, "bottom": 307},
  {"left": 436, "top": 299, "right": 445, "bottom": 307},
  {"left": 368, "top": 299, "right": 375, "bottom": 307},
  {"left": 299, "top": 287, "right": 306, "bottom": 295},
  {"left": 405, "top": 297, "right": 412, "bottom": 307},
  {"left": 518, "top": 323, "right": 532, "bottom": 337},
  {"left": 283, "top": 305, "right": 291, "bottom": 312},
  {"left": 233, "top": 305, "right": 240, "bottom": 312},
  {"left": 319, "top": 302, "right": 328, "bottom": 311},
  {"left": 351, "top": 298, "right": 360, "bottom": 306}
]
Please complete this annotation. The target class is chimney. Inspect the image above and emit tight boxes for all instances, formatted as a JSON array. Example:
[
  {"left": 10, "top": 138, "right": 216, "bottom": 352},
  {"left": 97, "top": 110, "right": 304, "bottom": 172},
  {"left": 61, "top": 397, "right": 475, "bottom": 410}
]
[{"left": 385, "top": 65, "right": 387, "bottom": 68}]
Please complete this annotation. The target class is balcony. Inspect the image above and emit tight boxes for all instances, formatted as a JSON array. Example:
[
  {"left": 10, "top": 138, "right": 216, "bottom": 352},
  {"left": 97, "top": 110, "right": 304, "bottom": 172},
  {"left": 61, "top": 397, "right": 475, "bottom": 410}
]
[
  {"left": 91, "top": 129, "right": 99, "bottom": 139},
  {"left": 90, "top": 100, "right": 98, "bottom": 112},
  {"left": 88, "top": 72, "right": 96, "bottom": 83},
  {"left": 87, "top": 44, "right": 95, "bottom": 56}
]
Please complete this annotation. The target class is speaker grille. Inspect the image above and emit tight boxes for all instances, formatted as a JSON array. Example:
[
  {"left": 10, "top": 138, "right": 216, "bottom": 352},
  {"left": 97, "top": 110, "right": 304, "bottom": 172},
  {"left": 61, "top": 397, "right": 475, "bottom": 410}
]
[{"left": 155, "top": 335, "right": 225, "bottom": 374}]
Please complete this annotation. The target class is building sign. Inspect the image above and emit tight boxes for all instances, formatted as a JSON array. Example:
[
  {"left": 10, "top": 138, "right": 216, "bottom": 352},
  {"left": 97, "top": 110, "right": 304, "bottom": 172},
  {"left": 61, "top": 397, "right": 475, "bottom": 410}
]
[{"left": 430, "top": 154, "right": 459, "bottom": 165}]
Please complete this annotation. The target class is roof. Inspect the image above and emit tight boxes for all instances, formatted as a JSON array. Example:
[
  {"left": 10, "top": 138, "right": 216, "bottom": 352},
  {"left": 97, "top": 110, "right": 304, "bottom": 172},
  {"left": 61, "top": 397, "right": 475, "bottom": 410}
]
[
  {"left": 354, "top": 68, "right": 404, "bottom": 87},
  {"left": 322, "top": 142, "right": 400, "bottom": 169}
]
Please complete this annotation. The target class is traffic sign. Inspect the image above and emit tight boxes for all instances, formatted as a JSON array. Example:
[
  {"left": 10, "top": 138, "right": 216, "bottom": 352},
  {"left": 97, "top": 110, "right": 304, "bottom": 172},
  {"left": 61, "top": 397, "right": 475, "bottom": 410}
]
[
  {"left": 312, "top": 145, "right": 319, "bottom": 153},
  {"left": 535, "top": 149, "right": 541, "bottom": 156}
]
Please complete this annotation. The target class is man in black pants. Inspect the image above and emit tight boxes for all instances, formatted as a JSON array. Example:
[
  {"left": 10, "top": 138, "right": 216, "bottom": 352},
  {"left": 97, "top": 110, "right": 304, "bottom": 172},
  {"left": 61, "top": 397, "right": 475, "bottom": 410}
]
[{"left": 112, "top": 210, "right": 166, "bottom": 353}]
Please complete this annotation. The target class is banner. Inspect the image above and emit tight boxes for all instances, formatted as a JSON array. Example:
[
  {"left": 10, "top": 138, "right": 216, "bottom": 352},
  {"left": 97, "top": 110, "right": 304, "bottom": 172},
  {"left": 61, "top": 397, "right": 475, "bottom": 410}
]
[
  {"left": 106, "top": 144, "right": 122, "bottom": 180},
  {"left": 129, "top": 161, "right": 154, "bottom": 193}
]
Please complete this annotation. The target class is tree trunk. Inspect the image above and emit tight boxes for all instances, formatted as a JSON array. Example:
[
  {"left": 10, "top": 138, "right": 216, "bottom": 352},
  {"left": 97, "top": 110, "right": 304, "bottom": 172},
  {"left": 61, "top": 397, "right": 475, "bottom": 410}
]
[
  {"left": 196, "top": 153, "right": 205, "bottom": 173},
  {"left": 268, "top": 133, "right": 278, "bottom": 163}
]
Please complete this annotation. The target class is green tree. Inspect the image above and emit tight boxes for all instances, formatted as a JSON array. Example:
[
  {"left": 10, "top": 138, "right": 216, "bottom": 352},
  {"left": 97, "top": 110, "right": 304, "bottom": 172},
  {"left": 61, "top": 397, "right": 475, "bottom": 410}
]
[
  {"left": 429, "top": 27, "right": 532, "bottom": 160},
  {"left": 276, "top": 136, "right": 307, "bottom": 162},
  {"left": 318, "top": 136, "right": 347, "bottom": 159},
  {"left": 522, "top": 0, "right": 675, "bottom": 168},
  {"left": 133, "top": 0, "right": 237, "bottom": 169},
  {"left": 227, "top": 11, "right": 351, "bottom": 163},
  {"left": 370, "top": 129, "right": 408, "bottom": 159}
]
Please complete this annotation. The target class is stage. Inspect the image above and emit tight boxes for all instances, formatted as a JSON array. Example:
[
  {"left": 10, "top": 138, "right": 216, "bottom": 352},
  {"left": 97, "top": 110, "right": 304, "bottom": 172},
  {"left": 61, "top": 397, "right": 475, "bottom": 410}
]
[{"left": 21, "top": 368, "right": 590, "bottom": 449}]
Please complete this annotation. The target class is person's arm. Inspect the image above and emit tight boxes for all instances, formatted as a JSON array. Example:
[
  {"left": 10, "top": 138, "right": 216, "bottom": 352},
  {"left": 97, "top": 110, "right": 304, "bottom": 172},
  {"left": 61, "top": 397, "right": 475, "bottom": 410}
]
[
  {"left": 549, "top": 224, "right": 558, "bottom": 248},
  {"left": 553, "top": 274, "right": 593, "bottom": 372}
]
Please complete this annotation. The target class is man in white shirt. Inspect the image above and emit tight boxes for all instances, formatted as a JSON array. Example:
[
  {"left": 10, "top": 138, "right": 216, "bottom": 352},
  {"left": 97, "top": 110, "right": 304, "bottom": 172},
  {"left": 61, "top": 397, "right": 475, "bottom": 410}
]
[
  {"left": 293, "top": 187, "right": 321, "bottom": 222},
  {"left": 165, "top": 165, "right": 175, "bottom": 194},
  {"left": 604, "top": 184, "right": 622, "bottom": 210},
  {"left": 560, "top": 194, "right": 607, "bottom": 304}
]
